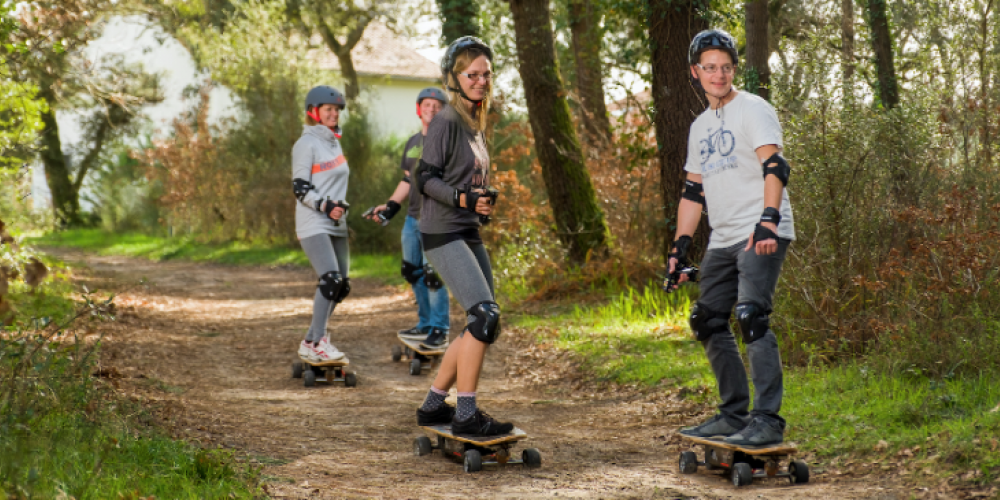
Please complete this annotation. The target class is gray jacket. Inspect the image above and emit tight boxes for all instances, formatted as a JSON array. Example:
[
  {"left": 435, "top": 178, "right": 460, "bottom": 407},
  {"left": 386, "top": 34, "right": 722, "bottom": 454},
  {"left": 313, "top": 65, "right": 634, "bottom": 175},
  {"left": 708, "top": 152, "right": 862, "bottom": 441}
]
[
  {"left": 292, "top": 125, "right": 350, "bottom": 239},
  {"left": 419, "top": 105, "right": 490, "bottom": 234}
]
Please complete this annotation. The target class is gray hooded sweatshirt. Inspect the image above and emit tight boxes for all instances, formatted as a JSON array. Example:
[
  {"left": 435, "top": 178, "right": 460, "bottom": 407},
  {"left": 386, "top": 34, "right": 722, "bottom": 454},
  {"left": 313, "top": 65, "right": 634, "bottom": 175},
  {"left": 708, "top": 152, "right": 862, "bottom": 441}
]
[{"left": 292, "top": 125, "right": 350, "bottom": 239}]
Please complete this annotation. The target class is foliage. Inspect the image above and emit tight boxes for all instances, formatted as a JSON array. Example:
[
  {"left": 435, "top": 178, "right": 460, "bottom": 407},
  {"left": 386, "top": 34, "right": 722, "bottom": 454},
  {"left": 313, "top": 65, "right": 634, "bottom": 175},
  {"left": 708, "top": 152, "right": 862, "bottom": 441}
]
[{"left": 27, "top": 228, "right": 404, "bottom": 282}]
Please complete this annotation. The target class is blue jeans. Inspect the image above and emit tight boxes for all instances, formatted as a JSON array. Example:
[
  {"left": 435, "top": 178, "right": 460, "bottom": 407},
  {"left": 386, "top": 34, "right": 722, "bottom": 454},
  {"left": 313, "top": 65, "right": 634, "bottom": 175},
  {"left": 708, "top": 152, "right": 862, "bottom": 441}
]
[{"left": 402, "top": 216, "right": 450, "bottom": 331}]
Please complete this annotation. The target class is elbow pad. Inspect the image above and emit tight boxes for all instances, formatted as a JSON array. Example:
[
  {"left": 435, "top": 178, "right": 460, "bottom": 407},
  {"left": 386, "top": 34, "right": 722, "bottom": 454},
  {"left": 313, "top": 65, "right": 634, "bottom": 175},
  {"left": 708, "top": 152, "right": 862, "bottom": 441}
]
[
  {"left": 681, "top": 179, "right": 705, "bottom": 205},
  {"left": 293, "top": 178, "right": 314, "bottom": 202},
  {"left": 414, "top": 159, "right": 444, "bottom": 195},
  {"left": 762, "top": 153, "right": 790, "bottom": 186}
]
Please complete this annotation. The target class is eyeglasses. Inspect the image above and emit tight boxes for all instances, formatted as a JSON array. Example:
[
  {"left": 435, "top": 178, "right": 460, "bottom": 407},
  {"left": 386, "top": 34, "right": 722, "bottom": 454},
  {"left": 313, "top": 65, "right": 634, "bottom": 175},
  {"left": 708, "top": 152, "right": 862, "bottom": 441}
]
[
  {"left": 459, "top": 71, "right": 493, "bottom": 82},
  {"left": 696, "top": 63, "right": 736, "bottom": 75}
]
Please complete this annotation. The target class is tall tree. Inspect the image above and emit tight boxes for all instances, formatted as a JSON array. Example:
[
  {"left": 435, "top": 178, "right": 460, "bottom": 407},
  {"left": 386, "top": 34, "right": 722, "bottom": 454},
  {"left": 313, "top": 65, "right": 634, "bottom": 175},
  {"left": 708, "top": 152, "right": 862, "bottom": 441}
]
[
  {"left": 436, "top": 0, "right": 480, "bottom": 44},
  {"left": 507, "top": 0, "right": 607, "bottom": 263},
  {"left": 841, "top": 0, "right": 855, "bottom": 81},
  {"left": 743, "top": 0, "right": 770, "bottom": 100},
  {"left": 8, "top": 0, "right": 160, "bottom": 226},
  {"left": 646, "top": 0, "right": 708, "bottom": 263},
  {"left": 862, "top": 0, "right": 898, "bottom": 109},
  {"left": 568, "top": 0, "right": 612, "bottom": 146}
]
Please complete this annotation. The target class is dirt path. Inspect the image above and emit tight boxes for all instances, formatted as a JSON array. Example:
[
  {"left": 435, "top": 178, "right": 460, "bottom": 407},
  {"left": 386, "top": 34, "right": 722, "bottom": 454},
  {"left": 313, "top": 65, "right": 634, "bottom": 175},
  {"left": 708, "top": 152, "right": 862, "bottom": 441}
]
[{"left": 52, "top": 249, "right": 905, "bottom": 499}]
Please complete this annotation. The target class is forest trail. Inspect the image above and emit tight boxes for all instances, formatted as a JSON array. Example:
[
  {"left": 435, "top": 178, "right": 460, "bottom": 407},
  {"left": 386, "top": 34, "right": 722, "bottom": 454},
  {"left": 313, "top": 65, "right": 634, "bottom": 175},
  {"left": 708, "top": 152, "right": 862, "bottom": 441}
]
[{"left": 51, "top": 248, "right": 903, "bottom": 499}]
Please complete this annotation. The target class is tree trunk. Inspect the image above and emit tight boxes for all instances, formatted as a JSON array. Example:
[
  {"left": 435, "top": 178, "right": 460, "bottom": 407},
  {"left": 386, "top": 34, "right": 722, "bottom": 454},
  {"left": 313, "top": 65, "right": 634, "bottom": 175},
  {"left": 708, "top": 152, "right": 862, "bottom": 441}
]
[
  {"left": 436, "top": 0, "right": 480, "bottom": 44},
  {"left": 318, "top": 18, "right": 371, "bottom": 104},
  {"left": 863, "top": 0, "right": 898, "bottom": 109},
  {"left": 647, "top": 0, "right": 708, "bottom": 264},
  {"left": 508, "top": 0, "right": 607, "bottom": 263},
  {"left": 39, "top": 99, "right": 81, "bottom": 226},
  {"left": 743, "top": 0, "right": 770, "bottom": 100},
  {"left": 568, "top": 0, "right": 611, "bottom": 147},
  {"left": 841, "top": 0, "right": 855, "bottom": 81}
]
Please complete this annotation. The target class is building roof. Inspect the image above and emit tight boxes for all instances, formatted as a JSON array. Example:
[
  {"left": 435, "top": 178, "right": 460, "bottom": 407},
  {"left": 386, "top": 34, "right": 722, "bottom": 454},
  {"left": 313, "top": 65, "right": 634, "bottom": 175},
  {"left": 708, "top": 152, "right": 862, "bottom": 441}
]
[{"left": 310, "top": 22, "right": 440, "bottom": 82}]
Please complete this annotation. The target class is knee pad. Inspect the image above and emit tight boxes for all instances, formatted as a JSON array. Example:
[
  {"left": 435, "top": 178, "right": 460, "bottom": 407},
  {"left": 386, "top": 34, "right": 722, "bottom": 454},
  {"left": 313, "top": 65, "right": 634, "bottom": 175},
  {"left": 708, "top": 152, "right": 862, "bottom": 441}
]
[
  {"left": 423, "top": 264, "right": 444, "bottom": 290},
  {"left": 466, "top": 301, "right": 501, "bottom": 344},
  {"left": 317, "top": 271, "right": 344, "bottom": 301},
  {"left": 333, "top": 277, "right": 351, "bottom": 303},
  {"left": 689, "top": 302, "right": 731, "bottom": 341},
  {"left": 735, "top": 302, "right": 771, "bottom": 344},
  {"left": 401, "top": 260, "right": 421, "bottom": 284}
]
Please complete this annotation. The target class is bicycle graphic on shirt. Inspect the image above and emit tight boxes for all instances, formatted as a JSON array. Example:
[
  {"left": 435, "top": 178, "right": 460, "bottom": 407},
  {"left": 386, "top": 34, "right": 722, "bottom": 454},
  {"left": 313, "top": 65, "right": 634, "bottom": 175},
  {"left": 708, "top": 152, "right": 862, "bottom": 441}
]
[{"left": 699, "top": 124, "right": 735, "bottom": 165}]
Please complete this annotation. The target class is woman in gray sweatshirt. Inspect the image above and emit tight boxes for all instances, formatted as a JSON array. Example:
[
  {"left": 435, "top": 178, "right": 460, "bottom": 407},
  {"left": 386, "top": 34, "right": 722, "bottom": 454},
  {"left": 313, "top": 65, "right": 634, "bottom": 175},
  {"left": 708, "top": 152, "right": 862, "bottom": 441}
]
[
  {"left": 413, "top": 37, "right": 515, "bottom": 436},
  {"left": 292, "top": 86, "right": 352, "bottom": 363}
]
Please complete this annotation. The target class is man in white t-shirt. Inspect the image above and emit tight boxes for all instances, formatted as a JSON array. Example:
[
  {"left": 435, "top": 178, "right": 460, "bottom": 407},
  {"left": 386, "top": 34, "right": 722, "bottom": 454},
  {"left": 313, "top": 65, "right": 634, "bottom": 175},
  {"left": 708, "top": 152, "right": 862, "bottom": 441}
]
[{"left": 667, "top": 29, "right": 795, "bottom": 447}]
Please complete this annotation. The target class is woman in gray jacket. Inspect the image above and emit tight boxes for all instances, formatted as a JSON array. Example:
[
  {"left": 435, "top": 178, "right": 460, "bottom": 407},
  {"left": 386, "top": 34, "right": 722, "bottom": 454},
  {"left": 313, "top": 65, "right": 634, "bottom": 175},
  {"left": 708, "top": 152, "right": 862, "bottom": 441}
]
[
  {"left": 292, "top": 86, "right": 352, "bottom": 363},
  {"left": 413, "top": 37, "right": 514, "bottom": 436}
]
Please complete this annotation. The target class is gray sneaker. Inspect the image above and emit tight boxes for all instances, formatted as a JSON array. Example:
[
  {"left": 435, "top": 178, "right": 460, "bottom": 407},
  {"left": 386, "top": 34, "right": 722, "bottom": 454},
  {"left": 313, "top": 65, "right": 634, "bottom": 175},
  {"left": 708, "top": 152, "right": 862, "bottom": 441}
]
[
  {"left": 723, "top": 416, "right": 784, "bottom": 447},
  {"left": 679, "top": 414, "right": 746, "bottom": 438}
]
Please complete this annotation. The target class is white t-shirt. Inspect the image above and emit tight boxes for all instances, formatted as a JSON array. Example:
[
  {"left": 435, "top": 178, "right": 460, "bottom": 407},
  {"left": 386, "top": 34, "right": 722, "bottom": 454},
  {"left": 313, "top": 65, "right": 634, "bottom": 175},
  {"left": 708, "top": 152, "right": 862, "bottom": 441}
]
[{"left": 684, "top": 91, "right": 795, "bottom": 249}]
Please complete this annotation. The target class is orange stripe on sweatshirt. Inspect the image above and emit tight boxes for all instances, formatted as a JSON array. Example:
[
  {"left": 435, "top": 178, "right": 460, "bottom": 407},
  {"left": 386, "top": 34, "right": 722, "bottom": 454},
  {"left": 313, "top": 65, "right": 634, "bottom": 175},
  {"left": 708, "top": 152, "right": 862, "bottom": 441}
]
[{"left": 312, "top": 155, "right": 346, "bottom": 174}]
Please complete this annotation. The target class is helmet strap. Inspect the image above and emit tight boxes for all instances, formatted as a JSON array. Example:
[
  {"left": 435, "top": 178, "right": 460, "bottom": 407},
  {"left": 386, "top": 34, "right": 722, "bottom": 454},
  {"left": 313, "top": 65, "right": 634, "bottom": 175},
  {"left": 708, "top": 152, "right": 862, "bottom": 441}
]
[
  {"left": 449, "top": 71, "right": 484, "bottom": 105},
  {"left": 416, "top": 103, "right": 421, "bottom": 117},
  {"left": 307, "top": 107, "right": 342, "bottom": 138}
]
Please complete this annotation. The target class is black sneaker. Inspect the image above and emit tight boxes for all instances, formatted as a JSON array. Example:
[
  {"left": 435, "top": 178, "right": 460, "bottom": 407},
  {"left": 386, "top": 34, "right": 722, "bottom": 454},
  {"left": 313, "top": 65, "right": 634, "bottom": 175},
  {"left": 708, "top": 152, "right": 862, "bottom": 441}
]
[
  {"left": 398, "top": 326, "right": 429, "bottom": 340},
  {"left": 417, "top": 403, "right": 455, "bottom": 426},
  {"left": 419, "top": 328, "right": 449, "bottom": 349},
  {"left": 451, "top": 409, "right": 514, "bottom": 436}
]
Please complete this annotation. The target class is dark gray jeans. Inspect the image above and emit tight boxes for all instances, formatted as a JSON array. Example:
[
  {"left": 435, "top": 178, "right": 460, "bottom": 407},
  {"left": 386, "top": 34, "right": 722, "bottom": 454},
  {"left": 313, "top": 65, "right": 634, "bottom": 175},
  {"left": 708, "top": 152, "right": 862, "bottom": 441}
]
[{"left": 697, "top": 238, "right": 790, "bottom": 429}]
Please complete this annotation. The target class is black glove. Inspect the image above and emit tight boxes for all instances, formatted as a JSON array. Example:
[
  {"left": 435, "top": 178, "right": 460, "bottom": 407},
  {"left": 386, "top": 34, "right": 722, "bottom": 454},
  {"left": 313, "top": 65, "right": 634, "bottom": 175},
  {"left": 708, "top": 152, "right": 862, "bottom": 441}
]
[
  {"left": 669, "top": 235, "right": 693, "bottom": 267},
  {"left": 383, "top": 200, "right": 401, "bottom": 220},
  {"left": 752, "top": 223, "right": 778, "bottom": 244},
  {"left": 322, "top": 199, "right": 350, "bottom": 226}
]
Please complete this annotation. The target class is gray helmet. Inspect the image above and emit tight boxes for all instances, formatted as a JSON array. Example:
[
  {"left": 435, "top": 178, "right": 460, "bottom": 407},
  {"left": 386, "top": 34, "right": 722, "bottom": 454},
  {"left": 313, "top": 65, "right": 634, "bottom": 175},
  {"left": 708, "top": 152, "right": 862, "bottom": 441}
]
[
  {"left": 688, "top": 29, "right": 739, "bottom": 67},
  {"left": 417, "top": 87, "right": 448, "bottom": 105},
  {"left": 305, "top": 85, "right": 346, "bottom": 112},
  {"left": 441, "top": 36, "right": 493, "bottom": 84}
]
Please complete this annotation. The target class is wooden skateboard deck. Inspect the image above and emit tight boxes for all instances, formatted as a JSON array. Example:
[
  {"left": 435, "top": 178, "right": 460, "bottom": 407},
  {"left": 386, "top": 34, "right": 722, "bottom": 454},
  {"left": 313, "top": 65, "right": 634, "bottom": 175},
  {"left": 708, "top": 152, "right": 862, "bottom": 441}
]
[
  {"left": 681, "top": 434, "right": 798, "bottom": 455},
  {"left": 292, "top": 356, "right": 356, "bottom": 387},
  {"left": 414, "top": 424, "right": 540, "bottom": 473},
  {"left": 678, "top": 434, "right": 809, "bottom": 487},
  {"left": 392, "top": 333, "right": 447, "bottom": 375}
]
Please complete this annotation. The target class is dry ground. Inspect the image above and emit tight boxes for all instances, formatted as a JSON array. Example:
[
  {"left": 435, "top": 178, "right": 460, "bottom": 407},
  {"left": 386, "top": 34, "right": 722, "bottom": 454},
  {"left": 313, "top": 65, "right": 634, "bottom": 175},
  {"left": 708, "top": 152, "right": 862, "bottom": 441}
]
[{"left": 50, "top": 248, "right": 913, "bottom": 499}]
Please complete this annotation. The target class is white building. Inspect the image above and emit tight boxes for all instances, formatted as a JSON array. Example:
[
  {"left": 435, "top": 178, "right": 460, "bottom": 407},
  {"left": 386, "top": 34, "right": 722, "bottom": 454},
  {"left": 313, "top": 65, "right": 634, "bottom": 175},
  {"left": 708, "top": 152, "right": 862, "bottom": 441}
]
[{"left": 311, "top": 22, "right": 443, "bottom": 139}]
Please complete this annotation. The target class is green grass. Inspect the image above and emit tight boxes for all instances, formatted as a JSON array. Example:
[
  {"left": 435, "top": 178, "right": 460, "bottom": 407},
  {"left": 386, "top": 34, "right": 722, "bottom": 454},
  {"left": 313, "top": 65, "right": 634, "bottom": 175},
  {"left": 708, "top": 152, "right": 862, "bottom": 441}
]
[
  {"left": 27, "top": 228, "right": 402, "bottom": 283},
  {"left": 514, "top": 284, "right": 1000, "bottom": 485}
]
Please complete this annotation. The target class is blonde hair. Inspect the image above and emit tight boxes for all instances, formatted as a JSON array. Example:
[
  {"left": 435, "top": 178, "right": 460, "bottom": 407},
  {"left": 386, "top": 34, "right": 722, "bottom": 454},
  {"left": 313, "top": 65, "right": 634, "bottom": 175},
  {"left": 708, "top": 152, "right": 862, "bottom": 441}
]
[
  {"left": 445, "top": 49, "right": 492, "bottom": 132},
  {"left": 304, "top": 113, "right": 318, "bottom": 126}
]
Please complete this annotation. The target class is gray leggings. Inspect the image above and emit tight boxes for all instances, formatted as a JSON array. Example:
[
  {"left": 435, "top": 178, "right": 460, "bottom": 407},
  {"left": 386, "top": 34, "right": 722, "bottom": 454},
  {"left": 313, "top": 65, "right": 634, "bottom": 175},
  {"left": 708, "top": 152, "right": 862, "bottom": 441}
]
[
  {"left": 423, "top": 240, "right": 494, "bottom": 334},
  {"left": 300, "top": 234, "right": 350, "bottom": 342}
]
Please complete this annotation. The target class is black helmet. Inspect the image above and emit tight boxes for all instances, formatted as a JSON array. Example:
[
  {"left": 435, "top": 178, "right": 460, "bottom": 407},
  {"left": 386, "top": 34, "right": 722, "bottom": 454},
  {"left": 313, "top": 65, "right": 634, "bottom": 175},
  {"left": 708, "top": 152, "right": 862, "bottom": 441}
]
[
  {"left": 688, "top": 29, "right": 739, "bottom": 67},
  {"left": 417, "top": 87, "right": 448, "bottom": 105},
  {"left": 441, "top": 36, "right": 493, "bottom": 84},
  {"left": 305, "top": 85, "right": 346, "bottom": 112}
]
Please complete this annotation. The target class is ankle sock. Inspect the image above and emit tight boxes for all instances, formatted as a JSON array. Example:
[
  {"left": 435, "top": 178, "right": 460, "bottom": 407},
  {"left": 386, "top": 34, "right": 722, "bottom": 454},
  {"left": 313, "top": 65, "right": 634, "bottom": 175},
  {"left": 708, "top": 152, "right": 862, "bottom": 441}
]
[
  {"left": 419, "top": 386, "right": 449, "bottom": 412},
  {"left": 456, "top": 392, "right": 476, "bottom": 421}
]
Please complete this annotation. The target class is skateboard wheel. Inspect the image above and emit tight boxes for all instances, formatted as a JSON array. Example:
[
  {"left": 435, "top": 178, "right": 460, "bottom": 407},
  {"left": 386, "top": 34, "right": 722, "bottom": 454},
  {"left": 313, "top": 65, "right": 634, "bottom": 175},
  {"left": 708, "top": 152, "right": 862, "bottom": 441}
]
[
  {"left": 409, "top": 358, "right": 422, "bottom": 376},
  {"left": 789, "top": 459, "right": 809, "bottom": 484},
  {"left": 522, "top": 448, "right": 542, "bottom": 469},
  {"left": 391, "top": 345, "right": 402, "bottom": 362},
  {"left": 679, "top": 451, "right": 698, "bottom": 474},
  {"left": 731, "top": 462, "right": 753, "bottom": 487},
  {"left": 463, "top": 449, "right": 482, "bottom": 473},
  {"left": 344, "top": 372, "right": 357, "bottom": 387},
  {"left": 303, "top": 370, "right": 316, "bottom": 387},
  {"left": 414, "top": 436, "right": 433, "bottom": 457},
  {"left": 291, "top": 361, "right": 304, "bottom": 379}
]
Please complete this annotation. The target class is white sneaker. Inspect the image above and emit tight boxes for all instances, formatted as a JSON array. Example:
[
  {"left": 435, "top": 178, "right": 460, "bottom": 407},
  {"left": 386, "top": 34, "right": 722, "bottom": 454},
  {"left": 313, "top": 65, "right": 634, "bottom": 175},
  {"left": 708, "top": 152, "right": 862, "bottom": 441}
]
[
  {"left": 317, "top": 337, "right": 344, "bottom": 359},
  {"left": 298, "top": 340, "right": 344, "bottom": 362}
]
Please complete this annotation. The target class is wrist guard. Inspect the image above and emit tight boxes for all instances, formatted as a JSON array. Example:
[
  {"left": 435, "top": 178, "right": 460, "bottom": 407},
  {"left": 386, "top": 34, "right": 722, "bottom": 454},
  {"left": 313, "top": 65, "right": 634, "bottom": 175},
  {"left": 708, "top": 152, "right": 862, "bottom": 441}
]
[
  {"left": 670, "top": 235, "right": 693, "bottom": 266},
  {"left": 760, "top": 207, "right": 781, "bottom": 225},
  {"left": 752, "top": 223, "right": 778, "bottom": 244},
  {"left": 383, "top": 200, "right": 401, "bottom": 220},
  {"left": 322, "top": 199, "right": 350, "bottom": 226}
]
